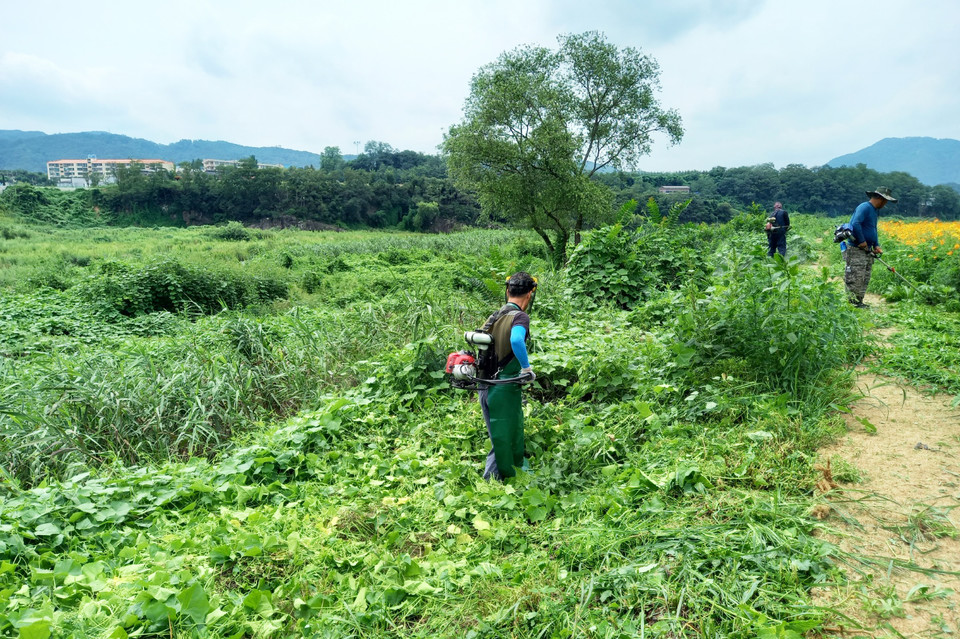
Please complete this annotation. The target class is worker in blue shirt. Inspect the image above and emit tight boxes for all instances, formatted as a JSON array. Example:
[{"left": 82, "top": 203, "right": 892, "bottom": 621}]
[{"left": 845, "top": 187, "right": 897, "bottom": 308}]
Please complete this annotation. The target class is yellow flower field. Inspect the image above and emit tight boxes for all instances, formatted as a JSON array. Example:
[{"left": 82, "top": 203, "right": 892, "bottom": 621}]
[{"left": 879, "top": 219, "right": 960, "bottom": 256}]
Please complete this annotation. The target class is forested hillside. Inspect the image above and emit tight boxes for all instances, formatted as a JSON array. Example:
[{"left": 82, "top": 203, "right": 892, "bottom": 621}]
[
  {"left": 619, "top": 162, "right": 960, "bottom": 218},
  {"left": 828, "top": 137, "right": 960, "bottom": 186},
  {"left": 0, "top": 130, "right": 327, "bottom": 172},
  {"left": 4, "top": 153, "right": 960, "bottom": 234}
]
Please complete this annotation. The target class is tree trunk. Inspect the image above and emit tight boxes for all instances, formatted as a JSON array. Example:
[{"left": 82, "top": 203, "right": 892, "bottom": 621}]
[
  {"left": 533, "top": 226, "right": 555, "bottom": 257},
  {"left": 550, "top": 228, "right": 569, "bottom": 267}
]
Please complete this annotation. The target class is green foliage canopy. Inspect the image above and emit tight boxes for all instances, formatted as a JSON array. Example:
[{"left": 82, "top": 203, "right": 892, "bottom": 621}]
[{"left": 443, "top": 31, "right": 683, "bottom": 265}]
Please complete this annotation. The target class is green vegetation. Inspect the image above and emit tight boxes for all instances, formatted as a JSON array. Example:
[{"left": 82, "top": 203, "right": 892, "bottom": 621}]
[
  {"left": 5, "top": 143, "right": 959, "bottom": 243},
  {"left": 873, "top": 305, "right": 960, "bottom": 398},
  {"left": 0, "top": 170, "right": 52, "bottom": 187},
  {"left": 4, "top": 208, "right": 935, "bottom": 637},
  {"left": 443, "top": 31, "right": 682, "bottom": 266},
  {"left": 0, "top": 225, "right": 533, "bottom": 480}
]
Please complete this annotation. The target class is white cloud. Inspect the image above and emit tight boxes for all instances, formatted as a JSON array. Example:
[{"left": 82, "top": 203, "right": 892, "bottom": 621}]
[{"left": 1, "top": 0, "right": 958, "bottom": 169}]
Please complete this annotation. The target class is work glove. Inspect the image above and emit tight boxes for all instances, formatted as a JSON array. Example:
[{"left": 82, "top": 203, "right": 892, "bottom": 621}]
[{"left": 519, "top": 367, "right": 536, "bottom": 383}]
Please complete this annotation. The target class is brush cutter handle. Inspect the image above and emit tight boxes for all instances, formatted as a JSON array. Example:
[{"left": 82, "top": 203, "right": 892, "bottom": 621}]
[{"left": 476, "top": 375, "right": 530, "bottom": 387}]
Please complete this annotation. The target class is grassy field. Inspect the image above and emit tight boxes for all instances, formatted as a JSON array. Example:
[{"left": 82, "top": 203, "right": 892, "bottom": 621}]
[{"left": 1, "top": 211, "right": 958, "bottom": 637}]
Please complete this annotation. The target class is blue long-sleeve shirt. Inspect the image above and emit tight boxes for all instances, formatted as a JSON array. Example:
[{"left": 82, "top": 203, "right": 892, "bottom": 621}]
[
  {"left": 510, "top": 325, "right": 529, "bottom": 369},
  {"left": 849, "top": 201, "right": 880, "bottom": 248}
]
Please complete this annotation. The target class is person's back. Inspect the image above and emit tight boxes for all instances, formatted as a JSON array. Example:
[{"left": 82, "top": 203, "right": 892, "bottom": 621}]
[
  {"left": 478, "top": 272, "right": 537, "bottom": 480},
  {"left": 481, "top": 304, "right": 524, "bottom": 377},
  {"left": 766, "top": 202, "right": 790, "bottom": 257}
]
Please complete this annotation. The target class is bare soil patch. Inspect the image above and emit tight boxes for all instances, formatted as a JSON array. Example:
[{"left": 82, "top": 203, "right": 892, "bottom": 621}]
[{"left": 815, "top": 296, "right": 960, "bottom": 637}]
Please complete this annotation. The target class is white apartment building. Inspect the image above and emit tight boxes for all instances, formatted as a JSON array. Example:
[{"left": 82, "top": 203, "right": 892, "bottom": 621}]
[
  {"left": 47, "top": 157, "right": 175, "bottom": 186},
  {"left": 202, "top": 158, "right": 284, "bottom": 172}
]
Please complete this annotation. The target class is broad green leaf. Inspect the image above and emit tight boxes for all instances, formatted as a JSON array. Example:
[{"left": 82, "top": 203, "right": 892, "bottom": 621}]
[
  {"left": 526, "top": 505, "right": 548, "bottom": 522},
  {"left": 471, "top": 516, "right": 491, "bottom": 531},
  {"left": 407, "top": 580, "right": 441, "bottom": 595},
  {"left": 142, "top": 599, "right": 173, "bottom": 623},
  {"left": 403, "top": 560, "right": 422, "bottom": 578},
  {"left": 210, "top": 545, "right": 232, "bottom": 563},
  {"left": 521, "top": 488, "right": 545, "bottom": 506},
  {"left": 352, "top": 587, "right": 368, "bottom": 612},
  {"left": 18, "top": 621, "right": 51, "bottom": 639},
  {"left": 33, "top": 523, "right": 61, "bottom": 536},
  {"left": 177, "top": 583, "right": 211, "bottom": 626},
  {"left": 240, "top": 534, "right": 263, "bottom": 557},
  {"left": 79, "top": 561, "right": 108, "bottom": 591},
  {"left": 384, "top": 586, "right": 407, "bottom": 606},
  {"left": 242, "top": 589, "right": 274, "bottom": 616},
  {"left": 627, "top": 470, "right": 659, "bottom": 493}
]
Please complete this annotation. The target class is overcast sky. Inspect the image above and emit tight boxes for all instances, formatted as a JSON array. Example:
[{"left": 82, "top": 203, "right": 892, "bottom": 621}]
[{"left": 2, "top": 0, "right": 958, "bottom": 171}]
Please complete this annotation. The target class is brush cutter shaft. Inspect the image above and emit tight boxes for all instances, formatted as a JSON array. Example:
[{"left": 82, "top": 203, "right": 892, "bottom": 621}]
[
  {"left": 874, "top": 255, "right": 923, "bottom": 293},
  {"left": 448, "top": 374, "right": 531, "bottom": 391},
  {"left": 860, "top": 246, "right": 924, "bottom": 294},
  {"left": 479, "top": 375, "right": 530, "bottom": 386}
]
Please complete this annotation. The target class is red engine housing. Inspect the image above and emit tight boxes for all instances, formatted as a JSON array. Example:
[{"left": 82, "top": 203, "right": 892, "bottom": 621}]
[{"left": 445, "top": 351, "right": 476, "bottom": 373}]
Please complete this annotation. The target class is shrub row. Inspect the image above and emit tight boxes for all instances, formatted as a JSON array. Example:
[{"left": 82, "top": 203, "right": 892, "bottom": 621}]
[{"left": 79, "top": 259, "right": 288, "bottom": 316}]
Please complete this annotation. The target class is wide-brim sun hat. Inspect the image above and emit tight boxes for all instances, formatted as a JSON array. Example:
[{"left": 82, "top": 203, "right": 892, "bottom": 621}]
[{"left": 866, "top": 186, "right": 898, "bottom": 202}]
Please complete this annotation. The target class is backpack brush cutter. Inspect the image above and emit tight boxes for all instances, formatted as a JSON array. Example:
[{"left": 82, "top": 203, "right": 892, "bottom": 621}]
[
  {"left": 765, "top": 216, "right": 789, "bottom": 232},
  {"left": 445, "top": 331, "right": 531, "bottom": 391},
  {"left": 834, "top": 223, "right": 926, "bottom": 297}
]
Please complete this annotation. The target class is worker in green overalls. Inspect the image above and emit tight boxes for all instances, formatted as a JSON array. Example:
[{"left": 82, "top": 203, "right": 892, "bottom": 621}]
[{"left": 479, "top": 272, "right": 537, "bottom": 480}]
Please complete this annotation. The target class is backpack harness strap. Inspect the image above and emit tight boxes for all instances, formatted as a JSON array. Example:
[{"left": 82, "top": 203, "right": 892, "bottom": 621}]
[{"left": 481, "top": 303, "right": 526, "bottom": 373}]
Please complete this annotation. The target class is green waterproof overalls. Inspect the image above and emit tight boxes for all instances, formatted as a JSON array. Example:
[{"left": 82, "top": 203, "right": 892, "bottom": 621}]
[{"left": 480, "top": 304, "right": 528, "bottom": 480}]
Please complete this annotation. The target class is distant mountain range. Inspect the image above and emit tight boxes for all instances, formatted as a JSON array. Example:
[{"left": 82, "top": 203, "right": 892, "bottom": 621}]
[
  {"left": 4, "top": 130, "right": 960, "bottom": 189},
  {"left": 827, "top": 136, "right": 960, "bottom": 187},
  {"left": 0, "top": 130, "right": 328, "bottom": 173}
]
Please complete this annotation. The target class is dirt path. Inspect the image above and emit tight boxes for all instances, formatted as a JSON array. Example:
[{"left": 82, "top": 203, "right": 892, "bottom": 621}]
[{"left": 816, "top": 293, "right": 960, "bottom": 637}]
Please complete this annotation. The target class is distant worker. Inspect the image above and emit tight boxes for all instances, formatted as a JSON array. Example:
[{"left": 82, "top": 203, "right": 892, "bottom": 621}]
[
  {"left": 765, "top": 202, "right": 790, "bottom": 257},
  {"left": 844, "top": 187, "right": 897, "bottom": 308},
  {"left": 479, "top": 272, "right": 537, "bottom": 481}
]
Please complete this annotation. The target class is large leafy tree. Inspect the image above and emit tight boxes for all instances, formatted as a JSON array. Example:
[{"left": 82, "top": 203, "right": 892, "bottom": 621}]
[{"left": 443, "top": 31, "right": 683, "bottom": 265}]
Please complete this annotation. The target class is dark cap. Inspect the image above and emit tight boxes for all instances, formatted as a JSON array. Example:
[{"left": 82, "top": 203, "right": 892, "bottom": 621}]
[{"left": 506, "top": 272, "right": 537, "bottom": 296}]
